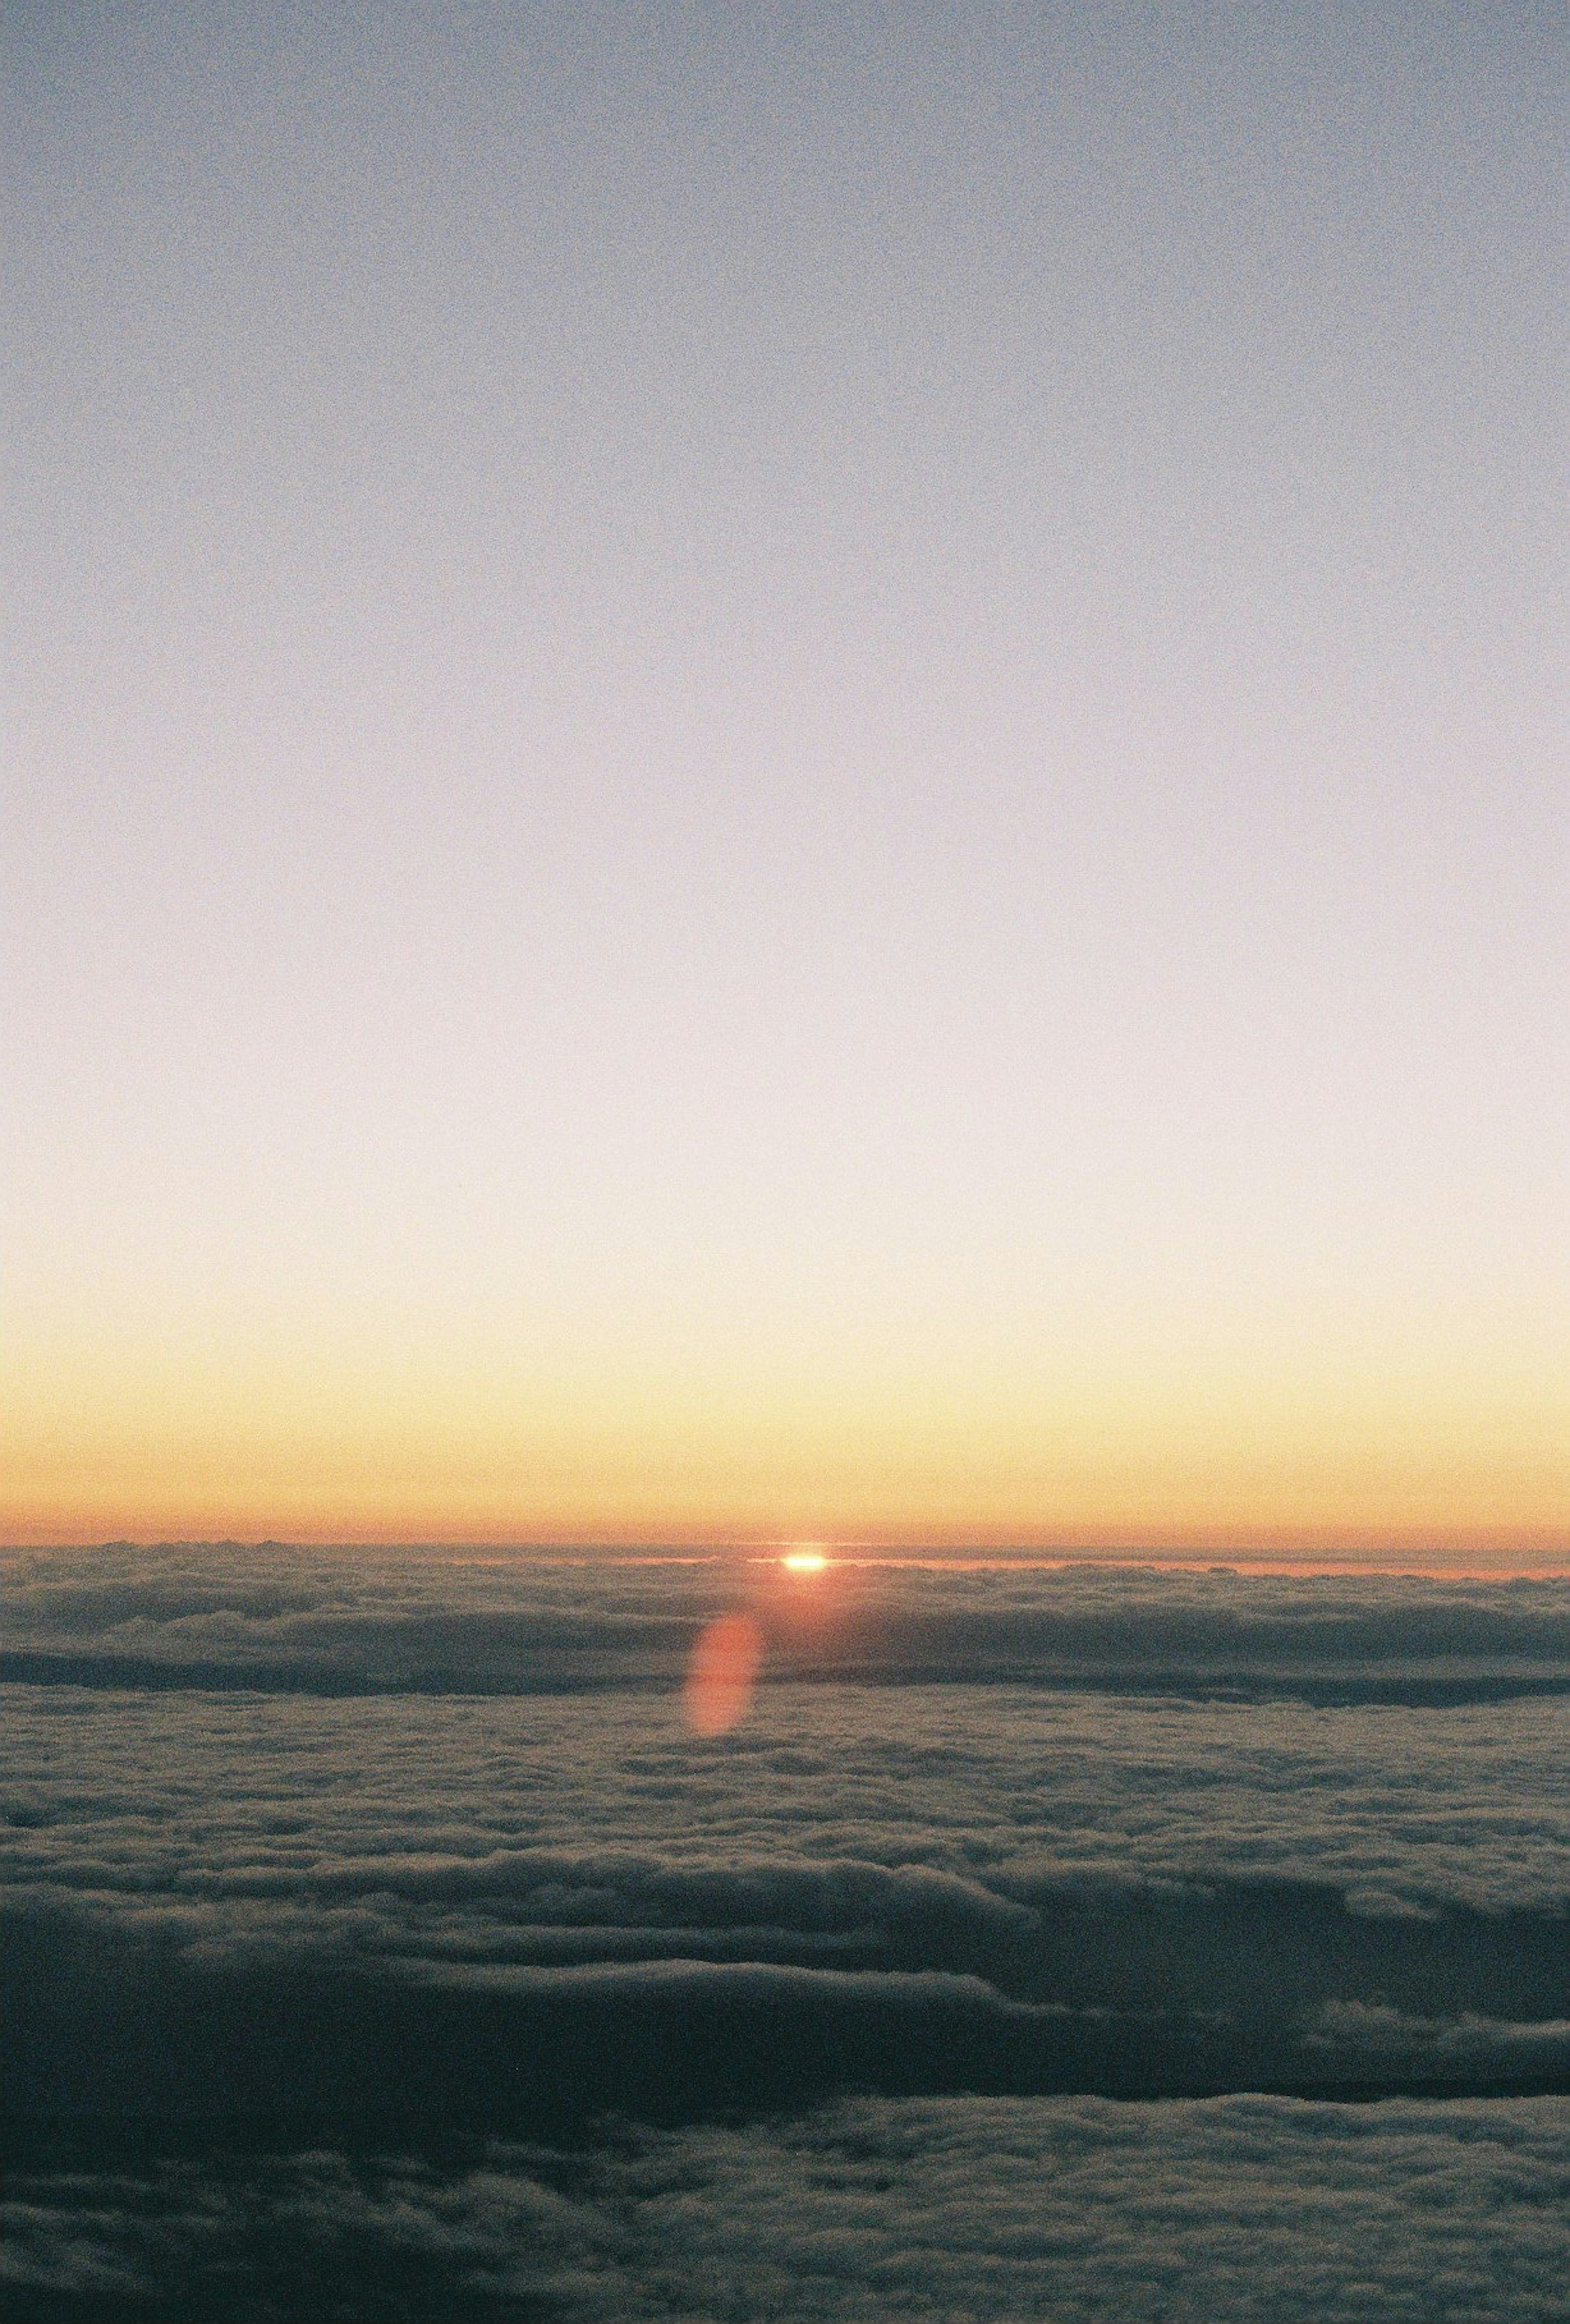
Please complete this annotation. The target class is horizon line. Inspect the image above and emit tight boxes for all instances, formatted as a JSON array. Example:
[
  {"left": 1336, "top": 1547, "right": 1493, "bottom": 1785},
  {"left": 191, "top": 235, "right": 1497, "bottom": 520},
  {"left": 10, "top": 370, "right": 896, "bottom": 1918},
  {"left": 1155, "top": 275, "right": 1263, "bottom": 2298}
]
[{"left": 6, "top": 1535, "right": 1569, "bottom": 1579}]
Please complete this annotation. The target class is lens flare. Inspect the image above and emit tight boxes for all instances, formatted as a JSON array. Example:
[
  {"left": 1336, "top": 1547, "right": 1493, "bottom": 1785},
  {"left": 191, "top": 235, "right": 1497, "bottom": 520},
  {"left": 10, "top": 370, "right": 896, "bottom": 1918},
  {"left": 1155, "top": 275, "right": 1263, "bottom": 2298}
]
[{"left": 683, "top": 1611, "right": 763, "bottom": 1735}]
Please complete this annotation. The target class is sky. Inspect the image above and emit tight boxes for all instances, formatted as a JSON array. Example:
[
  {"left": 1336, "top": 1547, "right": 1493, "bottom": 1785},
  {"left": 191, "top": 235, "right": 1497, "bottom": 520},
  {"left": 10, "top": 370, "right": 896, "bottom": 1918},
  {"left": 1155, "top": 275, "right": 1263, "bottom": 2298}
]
[{"left": 4, "top": 1, "right": 1566, "bottom": 1551}]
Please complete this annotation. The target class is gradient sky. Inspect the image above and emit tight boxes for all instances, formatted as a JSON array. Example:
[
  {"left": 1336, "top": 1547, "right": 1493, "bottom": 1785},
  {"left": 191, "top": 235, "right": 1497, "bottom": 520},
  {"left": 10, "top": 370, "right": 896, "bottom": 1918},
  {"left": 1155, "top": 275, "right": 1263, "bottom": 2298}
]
[{"left": 4, "top": 1, "right": 1566, "bottom": 1550}]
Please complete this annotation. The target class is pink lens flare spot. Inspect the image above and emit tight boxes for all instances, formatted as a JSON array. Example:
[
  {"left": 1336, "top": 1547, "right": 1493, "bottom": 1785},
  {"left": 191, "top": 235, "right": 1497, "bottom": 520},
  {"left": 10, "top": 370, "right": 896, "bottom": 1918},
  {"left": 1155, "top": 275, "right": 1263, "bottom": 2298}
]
[{"left": 683, "top": 1611, "right": 764, "bottom": 1735}]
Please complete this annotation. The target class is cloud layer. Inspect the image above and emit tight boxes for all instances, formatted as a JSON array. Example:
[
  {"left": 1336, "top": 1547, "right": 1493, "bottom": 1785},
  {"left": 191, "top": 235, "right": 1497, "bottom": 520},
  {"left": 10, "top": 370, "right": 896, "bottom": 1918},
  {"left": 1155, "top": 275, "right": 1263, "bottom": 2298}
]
[
  {"left": 7, "top": 2097, "right": 1569, "bottom": 2322},
  {"left": 5, "top": 1546, "right": 1570, "bottom": 1701},
  {"left": 5, "top": 1552, "right": 1568, "bottom": 2129},
  {"left": 6, "top": 1546, "right": 1566, "bottom": 2324}
]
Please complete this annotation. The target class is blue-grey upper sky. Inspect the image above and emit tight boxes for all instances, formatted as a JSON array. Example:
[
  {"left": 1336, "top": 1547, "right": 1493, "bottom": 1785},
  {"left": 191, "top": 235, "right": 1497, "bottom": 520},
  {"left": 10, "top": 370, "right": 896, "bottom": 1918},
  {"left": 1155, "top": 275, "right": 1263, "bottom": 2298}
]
[{"left": 4, "top": 2, "right": 1566, "bottom": 1544}]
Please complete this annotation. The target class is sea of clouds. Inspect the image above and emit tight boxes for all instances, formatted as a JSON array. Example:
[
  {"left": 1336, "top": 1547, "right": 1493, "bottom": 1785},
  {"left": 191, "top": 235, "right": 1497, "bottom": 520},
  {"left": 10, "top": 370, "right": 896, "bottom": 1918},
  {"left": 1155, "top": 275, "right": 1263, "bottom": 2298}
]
[
  {"left": 8, "top": 2098, "right": 1568, "bottom": 2322},
  {"left": 6, "top": 1542, "right": 1569, "bottom": 1703},
  {"left": 4, "top": 1545, "right": 1568, "bottom": 2317}
]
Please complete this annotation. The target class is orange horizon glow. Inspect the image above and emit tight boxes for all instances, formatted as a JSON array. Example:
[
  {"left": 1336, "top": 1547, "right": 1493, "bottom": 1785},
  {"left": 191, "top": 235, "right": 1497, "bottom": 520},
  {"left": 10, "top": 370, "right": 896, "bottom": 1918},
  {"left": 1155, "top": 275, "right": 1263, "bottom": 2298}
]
[
  {"left": 5, "top": 1318, "right": 1564, "bottom": 1568},
  {"left": 6, "top": 1366, "right": 1563, "bottom": 1552},
  {"left": 3, "top": 1518, "right": 1566, "bottom": 1574},
  {"left": 3, "top": 1493, "right": 1566, "bottom": 1562}
]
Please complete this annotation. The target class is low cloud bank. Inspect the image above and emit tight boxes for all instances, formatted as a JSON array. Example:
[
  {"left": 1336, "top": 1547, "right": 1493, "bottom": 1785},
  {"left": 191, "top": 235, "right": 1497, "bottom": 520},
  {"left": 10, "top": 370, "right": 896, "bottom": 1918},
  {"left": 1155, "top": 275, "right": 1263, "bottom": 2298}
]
[
  {"left": 7, "top": 1869, "right": 1568, "bottom": 2130},
  {"left": 6, "top": 2095, "right": 1568, "bottom": 2322},
  {"left": 4, "top": 1546, "right": 1569, "bottom": 1701}
]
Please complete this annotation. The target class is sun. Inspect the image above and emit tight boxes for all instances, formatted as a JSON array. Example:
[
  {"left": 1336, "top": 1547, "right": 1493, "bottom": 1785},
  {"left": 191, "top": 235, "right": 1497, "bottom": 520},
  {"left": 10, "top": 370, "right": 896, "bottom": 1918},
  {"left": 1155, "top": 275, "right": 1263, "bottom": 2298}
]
[{"left": 782, "top": 1548, "right": 829, "bottom": 1573}]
